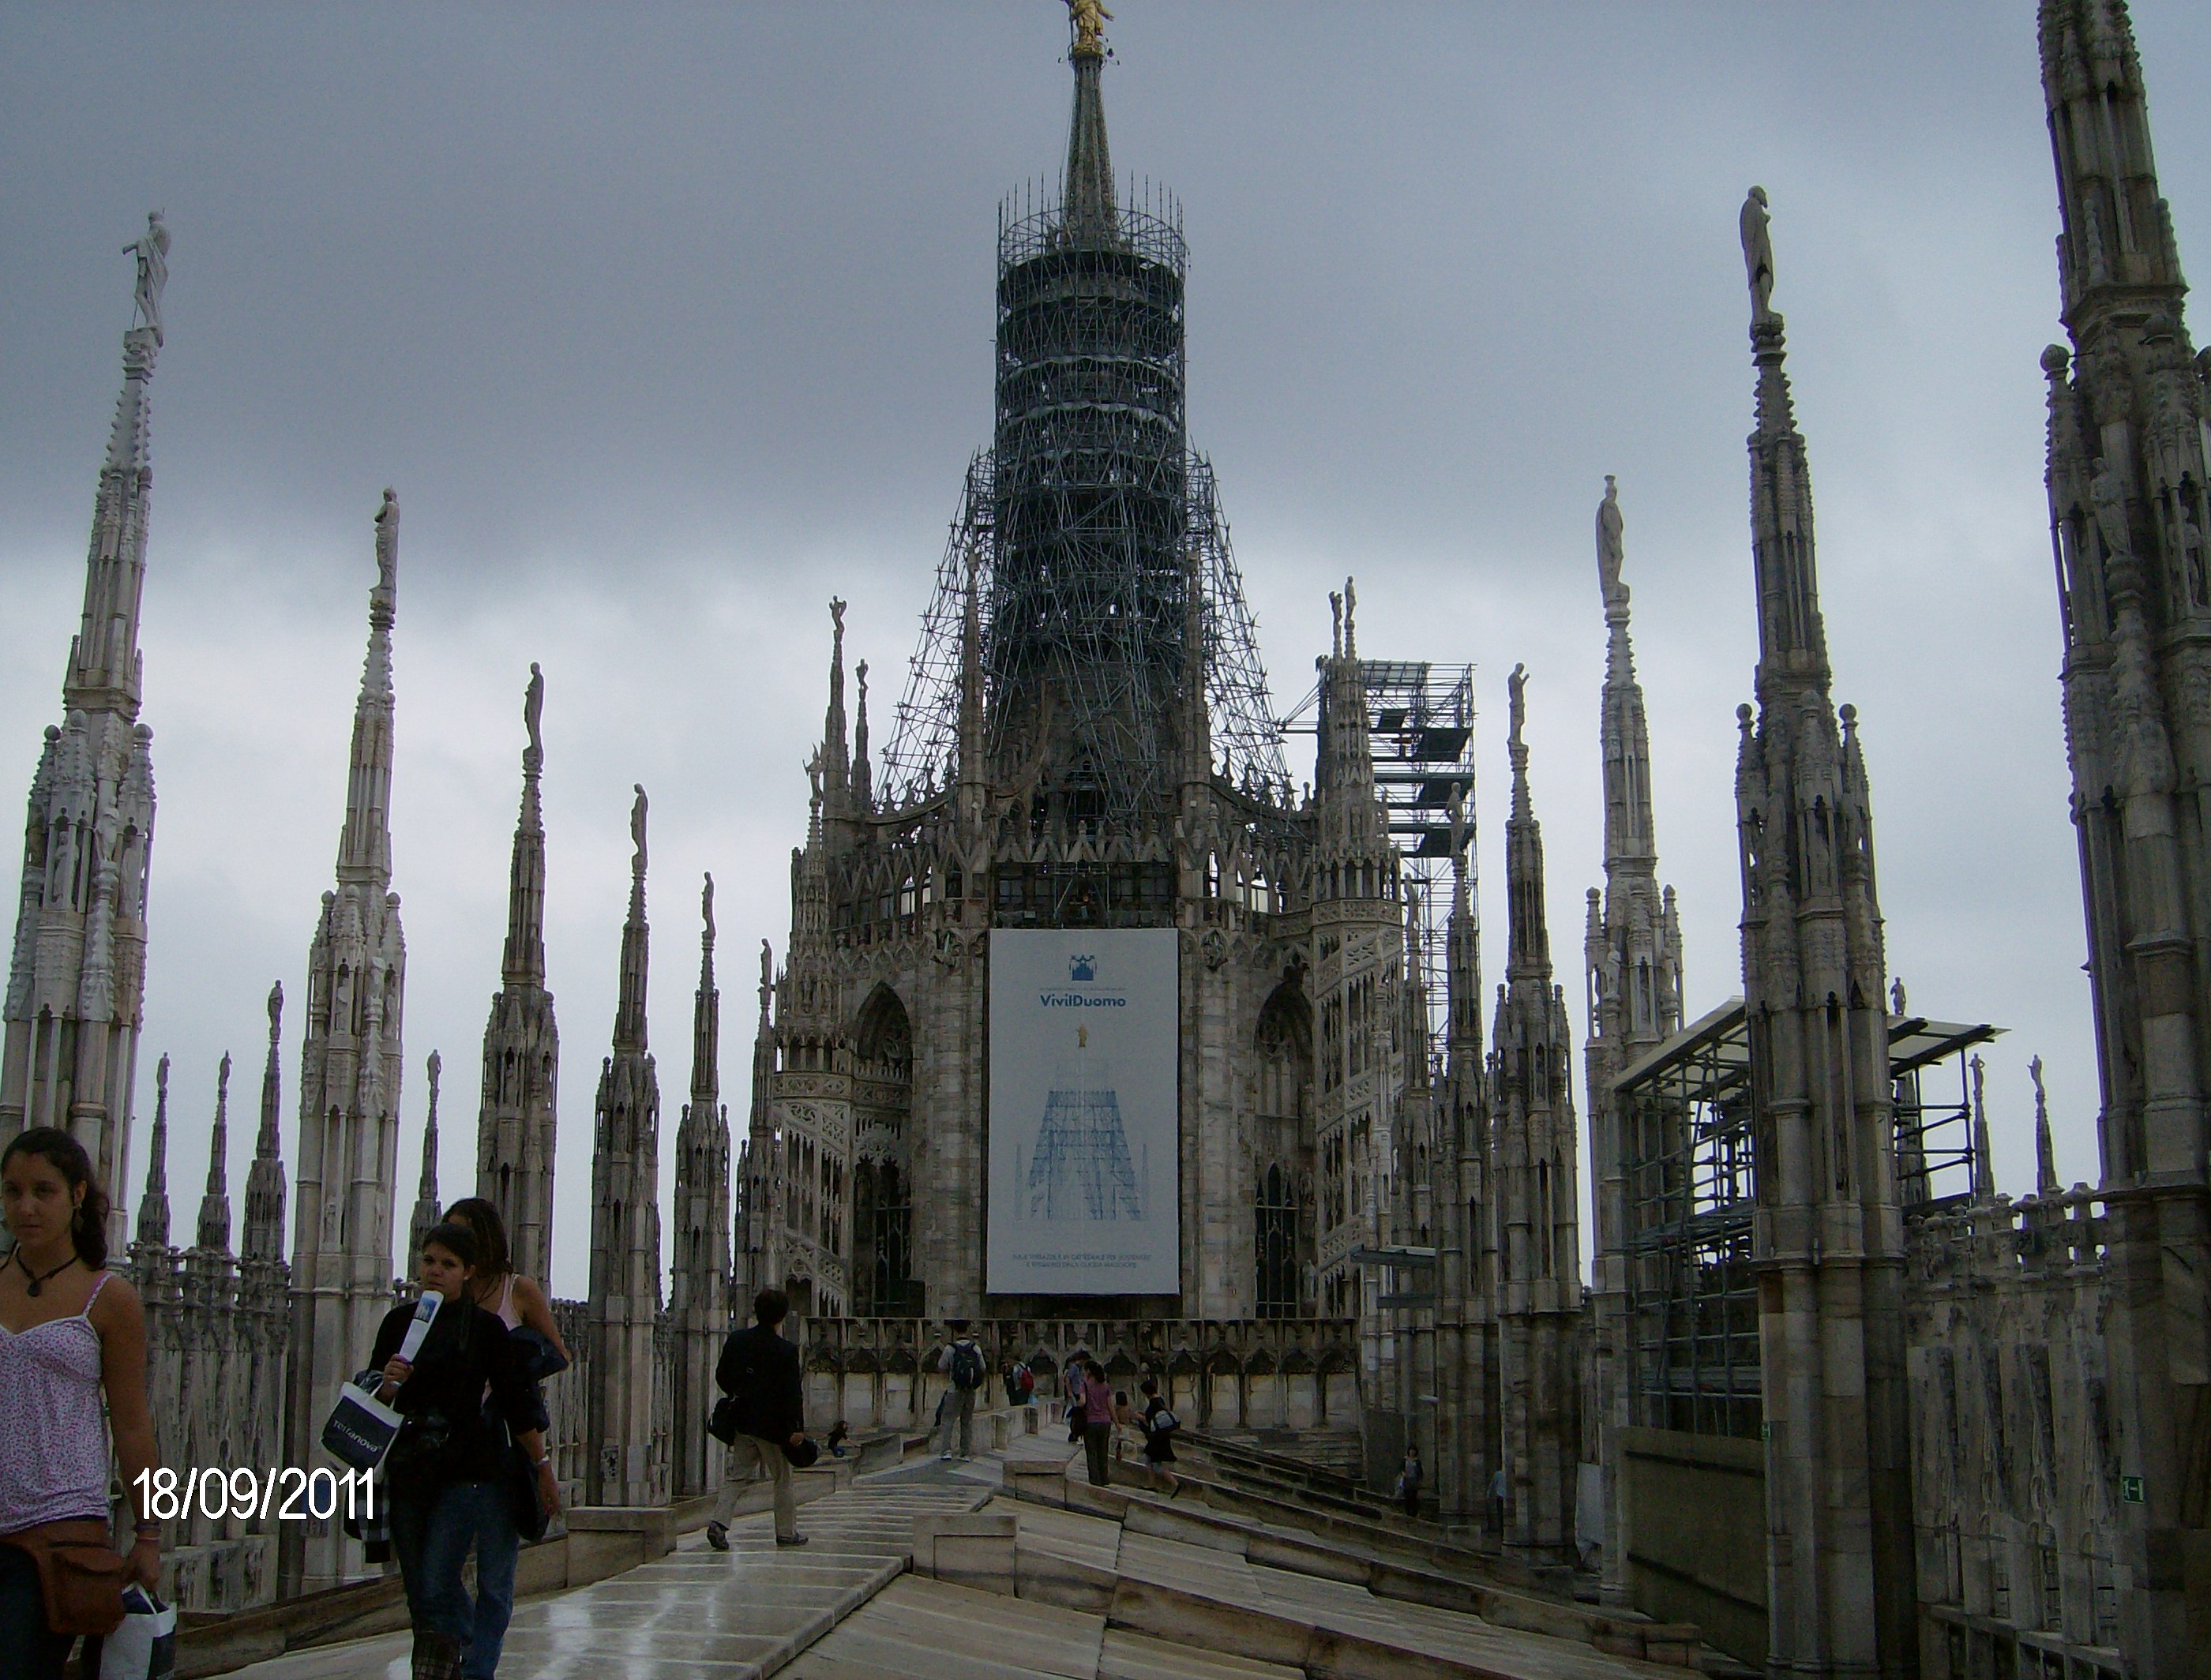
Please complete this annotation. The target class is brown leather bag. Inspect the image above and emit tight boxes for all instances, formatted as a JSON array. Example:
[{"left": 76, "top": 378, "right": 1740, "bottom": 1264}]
[{"left": 6, "top": 1517, "right": 128, "bottom": 1636}]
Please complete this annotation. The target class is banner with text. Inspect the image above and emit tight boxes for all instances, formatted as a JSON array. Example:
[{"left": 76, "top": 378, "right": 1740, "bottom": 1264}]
[{"left": 987, "top": 928, "right": 1179, "bottom": 1296}]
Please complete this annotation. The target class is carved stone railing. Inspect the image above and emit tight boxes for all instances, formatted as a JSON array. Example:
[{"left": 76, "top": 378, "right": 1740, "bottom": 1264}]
[
  {"left": 1902, "top": 1187, "right": 2125, "bottom": 1658},
  {"left": 792, "top": 1316, "right": 1361, "bottom": 1437}
]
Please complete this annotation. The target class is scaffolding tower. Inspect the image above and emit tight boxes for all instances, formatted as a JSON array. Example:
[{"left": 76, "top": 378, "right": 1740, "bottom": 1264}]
[
  {"left": 1282, "top": 661, "right": 1477, "bottom": 1078},
  {"left": 877, "top": 176, "right": 1287, "bottom": 819}
]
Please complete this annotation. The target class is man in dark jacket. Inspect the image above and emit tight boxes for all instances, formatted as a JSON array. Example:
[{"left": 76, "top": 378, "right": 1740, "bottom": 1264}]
[{"left": 706, "top": 1288, "right": 808, "bottom": 1550}]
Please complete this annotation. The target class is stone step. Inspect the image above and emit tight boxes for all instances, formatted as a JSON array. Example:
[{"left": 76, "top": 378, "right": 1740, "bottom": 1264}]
[
  {"left": 997, "top": 1476, "right": 1702, "bottom": 1676},
  {"left": 787, "top": 1572, "right": 1304, "bottom": 1680}
]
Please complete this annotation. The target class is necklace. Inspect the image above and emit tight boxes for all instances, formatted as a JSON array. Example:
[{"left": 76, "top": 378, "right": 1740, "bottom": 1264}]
[{"left": 10, "top": 1246, "right": 75, "bottom": 1298}]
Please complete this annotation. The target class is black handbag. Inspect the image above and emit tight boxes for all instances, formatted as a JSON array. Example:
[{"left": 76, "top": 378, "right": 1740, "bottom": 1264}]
[
  {"left": 708, "top": 1396, "right": 741, "bottom": 1446},
  {"left": 506, "top": 1443, "right": 550, "bottom": 1543},
  {"left": 781, "top": 1435, "right": 820, "bottom": 1468}
]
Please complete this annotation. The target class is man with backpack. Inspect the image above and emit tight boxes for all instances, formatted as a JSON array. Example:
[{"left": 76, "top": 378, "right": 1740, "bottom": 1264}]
[
  {"left": 706, "top": 1288, "right": 809, "bottom": 1551},
  {"left": 935, "top": 1322, "right": 986, "bottom": 1460}
]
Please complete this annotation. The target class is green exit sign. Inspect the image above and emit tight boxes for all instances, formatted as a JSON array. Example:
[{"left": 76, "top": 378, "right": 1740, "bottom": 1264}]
[{"left": 2121, "top": 1476, "right": 2145, "bottom": 1504}]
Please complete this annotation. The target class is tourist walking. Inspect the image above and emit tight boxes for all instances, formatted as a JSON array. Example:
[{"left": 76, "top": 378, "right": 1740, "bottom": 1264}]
[
  {"left": 1062, "top": 1356, "right": 1087, "bottom": 1442},
  {"left": 707, "top": 1289, "right": 809, "bottom": 1551},
  {"left": 438, "top": 1197, "right": 569, "bottom": 1677},
  {"left": 371, "top": 1221, "right": 559, "bottom": 1680},
  {"left": 1395, "top": 1443, "right": 1423, "bottom": 1521},
  {"left": 1079, "top": 1358, "right": 1115, "bottom": 1487},
  {"left": 1137, "top": 1377, "right": 1179, "bottom": 1495},
  {"left": 0, "top": 1128, "right": 163, "bottom": 1680},
  {"left": 935, "top": 1322, "right": 985, "bottom": 1459}
]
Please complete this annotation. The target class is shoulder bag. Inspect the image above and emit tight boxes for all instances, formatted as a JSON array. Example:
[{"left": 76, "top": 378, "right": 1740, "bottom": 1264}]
[{"left": 7, "top": 1517, "right": 128, "bottom": 1636}]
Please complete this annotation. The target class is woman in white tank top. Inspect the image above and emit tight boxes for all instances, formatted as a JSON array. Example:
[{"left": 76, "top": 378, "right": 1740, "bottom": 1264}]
[{"left": 1, "top": 1128, "right": 166, "bottom": 1680}]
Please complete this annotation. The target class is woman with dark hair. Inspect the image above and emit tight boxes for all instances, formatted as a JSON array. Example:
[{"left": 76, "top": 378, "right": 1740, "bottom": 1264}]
[
  {"left": 373, "top": 1221, "right": 559, "bottom": 1680},
  {"left": 431, "top": 1198, "right": 569, "bottom": 1678},
  {"left": 0, "top": 1127, "right": 164, "bottom": 1680},
  {"left": 440, "top": 1198, "right": 569, "bottom": 1369}
]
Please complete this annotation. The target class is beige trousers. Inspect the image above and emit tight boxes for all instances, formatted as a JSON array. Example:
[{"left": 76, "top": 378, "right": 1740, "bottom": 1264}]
[{"left": 714, "top": 1434, "right": 797, "bottom": 1539}]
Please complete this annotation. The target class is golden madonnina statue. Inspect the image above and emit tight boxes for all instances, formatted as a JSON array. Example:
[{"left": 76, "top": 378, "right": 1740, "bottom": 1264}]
[{"left": 1066, "top": 0, "right": 1112, "bottom": 56}]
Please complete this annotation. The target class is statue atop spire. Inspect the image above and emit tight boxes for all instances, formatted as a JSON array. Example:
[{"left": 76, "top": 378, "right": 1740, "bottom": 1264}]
[
  {"left": 126, "top": 212, "right": 171, "bottom": 343},
  {"left": 1740, "top": 186, "right": 1775, "bottom": 324},
  {"left": 524, "top": 661, "right": 545, "bottom": 763},
  {"left": 1596, "top": 475, "right": 1626, "bottom": 609},
  {"left": 1065, "top": 0, "right": 1112, "bottom": 59}
]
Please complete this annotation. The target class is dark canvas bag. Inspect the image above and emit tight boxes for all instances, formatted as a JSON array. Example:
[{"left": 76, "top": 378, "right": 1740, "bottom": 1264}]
[{"left": 9, "top": 1517, "right": 128, "bottom": 1636}]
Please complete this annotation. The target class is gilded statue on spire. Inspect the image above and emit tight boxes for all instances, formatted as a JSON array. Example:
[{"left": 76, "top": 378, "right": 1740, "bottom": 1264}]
[{"left": 1066, "top": 0, "right": 1112, "bottom": 57}]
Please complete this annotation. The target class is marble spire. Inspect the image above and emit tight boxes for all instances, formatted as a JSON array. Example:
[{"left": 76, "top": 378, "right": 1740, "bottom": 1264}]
[
  {"left": 822, "top": 599, "right": 850, "bottom": 809},
  {"left": 476, "top": 663, "right": 561, "bottom": 1284},
  {"left": 587, "top": 784, "right": 664, "bottom": 1507},
  {"left": 2036, "top": 9, "right": 2211, "bottom": 1661},
  {"left": 851, "top": 659, "right": 873, "bottom": 813},
  {"left": 2031, "top": 1056, "right": 2059, "bottom": 1195},
  {"left": 1489, "top": 665, "right": 1582, "bottom": 1564},
  {"left": 4, "top": 219, "right": 167, "bottom": 1239},
  {"left": 195, "top": 1052, "right": 232, "bottom": 1253},
  {"left": 1731, "top": 191, "right": 1913, "bottom": 1680},
  {"left": 135, "top": 1052, "right": 172, "bottom": 1250},
  {"left": 282, "top": 489, "right": 410, "bottom": 1596},
  {"left": 668, "top": 872, "right": 731, "bottom": 1497},
  {"left": 410, "top": 1051, "right": 441, "bottom": 1263},
  {"left": 1970, "top": 1053, "right": 1996, "bottom": 1201},
  {"left": 1060, "top": 0, "right": 1117, "bottom": 243},
  {"left": 241, "top": 982, "right": 287, "bottom": 1264},
  {"left": 1581, "top": 475, "right": 1683, "bottom": 1604}
]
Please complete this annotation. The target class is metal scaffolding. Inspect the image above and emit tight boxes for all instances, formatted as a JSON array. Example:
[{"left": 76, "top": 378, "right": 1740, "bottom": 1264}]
[
  {"left": 877, "top": 178, "right": 1286, "bottom": 817},
  {"left": 1281, "top": 661, "right": 1477, "bottom": 1078},
  {"left": 1613, "top": 999, "right": 2000, "bottom": 1440}
]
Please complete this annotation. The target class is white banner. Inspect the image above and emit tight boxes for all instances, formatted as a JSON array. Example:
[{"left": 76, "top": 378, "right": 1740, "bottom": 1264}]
[{"left": 987, "top": 928, "right": 1179, "bottom": 1295}]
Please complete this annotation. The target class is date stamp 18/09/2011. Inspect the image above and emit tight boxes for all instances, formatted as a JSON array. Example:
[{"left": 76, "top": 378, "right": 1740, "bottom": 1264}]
[{"left": 133, "top": 1466, "right": 374, "bottom": 1524}]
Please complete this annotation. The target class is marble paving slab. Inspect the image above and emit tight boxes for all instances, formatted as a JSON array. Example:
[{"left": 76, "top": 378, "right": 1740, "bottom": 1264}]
[{"left": 221, "top": 1479, "right": 991, "bottom": 1680}]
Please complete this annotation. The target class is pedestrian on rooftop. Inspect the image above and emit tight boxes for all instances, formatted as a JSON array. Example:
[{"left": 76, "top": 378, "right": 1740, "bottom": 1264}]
[
  {"left": 1079, "top": 1357, "right": 1115, "bottom": 1487},
  {"left": 708, "top": 1288, "right": 809, "bottom": 1551}
]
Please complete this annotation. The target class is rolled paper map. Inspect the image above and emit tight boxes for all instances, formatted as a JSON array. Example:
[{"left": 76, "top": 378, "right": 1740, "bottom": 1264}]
[{"left": 396, "top": 1291, "right": 442, "bottom": 1363}]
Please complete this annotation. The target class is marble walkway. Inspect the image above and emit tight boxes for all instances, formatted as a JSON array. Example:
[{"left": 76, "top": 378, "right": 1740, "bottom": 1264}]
[
  {"left": 221, "top": 1475, "right": 993, "bottom": 1680},
  {"left": 221, "top": 1438, "right": 1695, "bottom": 1680}
]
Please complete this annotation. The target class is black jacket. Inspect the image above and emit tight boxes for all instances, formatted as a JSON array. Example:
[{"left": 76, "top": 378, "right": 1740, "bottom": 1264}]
[
  {"left": 715, "top": 1322, "right": 802, "bottom": 1444},
  {"left": 369, "top": 1299, "right": 538, "bottom": 1490}
]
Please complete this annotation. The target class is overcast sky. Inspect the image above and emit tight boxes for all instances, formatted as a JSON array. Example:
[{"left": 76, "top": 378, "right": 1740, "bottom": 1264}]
[{"left": 6, "top": 2, "right": 2205, "bottom": 1301}]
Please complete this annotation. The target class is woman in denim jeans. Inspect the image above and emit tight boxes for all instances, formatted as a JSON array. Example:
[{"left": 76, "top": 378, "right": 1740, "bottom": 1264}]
[
  {"left": 372, "top": 1221, "right": 559, "bottom": 1680},
  {"left": 440, "top": 1198, "right": 568, "bottom": 1677}
]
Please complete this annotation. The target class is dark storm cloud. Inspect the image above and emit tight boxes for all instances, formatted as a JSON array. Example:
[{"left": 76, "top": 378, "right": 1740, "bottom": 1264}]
[{"left": 4, "top": 3, "right": 2203, "bottom": 1293}]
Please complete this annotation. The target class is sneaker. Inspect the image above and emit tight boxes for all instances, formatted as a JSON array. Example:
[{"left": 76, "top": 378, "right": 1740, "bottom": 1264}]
[
  {"left": 940, "top": 1450, "right": 954, "bottom": 1460},
  {"left": 776, "top": 1532, "right": 809, "bottom": 1547},
  {"left": 705, "top": 1521, "right": 729, "bottom": 1552}
]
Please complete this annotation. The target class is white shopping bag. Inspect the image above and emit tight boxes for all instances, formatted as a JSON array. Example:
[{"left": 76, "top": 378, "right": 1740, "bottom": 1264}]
[
  {"left": 99, "top": 1584, "right": 177, "bottom": 1680},
  {"left": 320, "top": 1291, "right": 441, "bottom": 1470}
]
